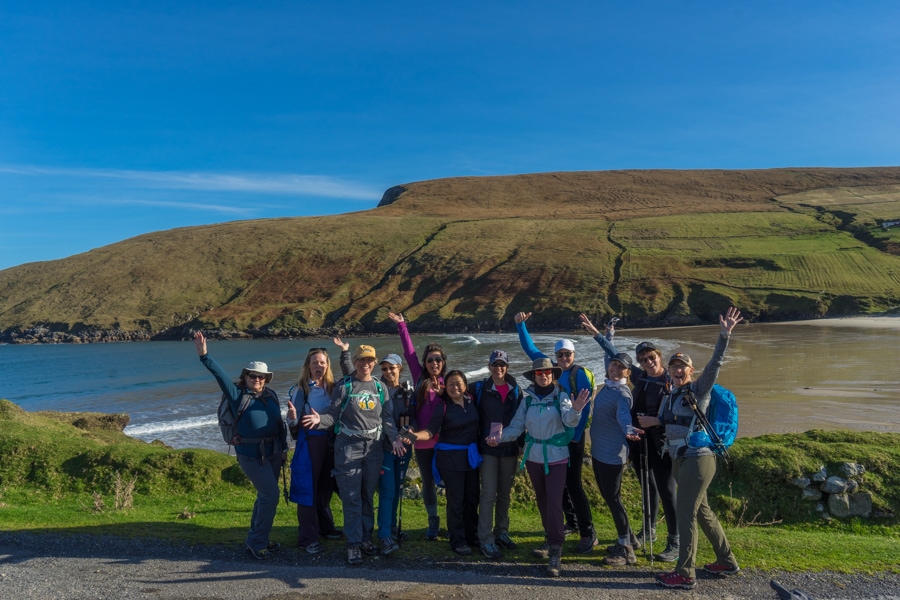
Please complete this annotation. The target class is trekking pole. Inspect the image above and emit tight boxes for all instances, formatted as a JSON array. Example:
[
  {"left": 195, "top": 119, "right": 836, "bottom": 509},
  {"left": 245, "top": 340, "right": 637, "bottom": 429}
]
[
  {"left": 396, "top": 416, "right": 411, "bottom": 547},
  {"left": 683, "top": 387, "right": 730, "bottom": 462},
  {"left": 642, "top": 434, "right": 653, "bottom": 564},
  {"left": 281, "top": 458, "right": 290, "bottom": 504}
]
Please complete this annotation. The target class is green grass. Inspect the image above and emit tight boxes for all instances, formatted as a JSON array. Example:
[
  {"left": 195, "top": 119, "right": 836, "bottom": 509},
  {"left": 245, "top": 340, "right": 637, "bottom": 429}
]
[{"left": 2, "top": 399, "right": 898, "bottom": 573}]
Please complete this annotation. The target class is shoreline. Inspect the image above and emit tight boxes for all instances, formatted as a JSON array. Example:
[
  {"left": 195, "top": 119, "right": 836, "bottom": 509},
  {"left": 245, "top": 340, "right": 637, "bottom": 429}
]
[{"left": 4, "top": 314, "right": 900, "bottom": 345}]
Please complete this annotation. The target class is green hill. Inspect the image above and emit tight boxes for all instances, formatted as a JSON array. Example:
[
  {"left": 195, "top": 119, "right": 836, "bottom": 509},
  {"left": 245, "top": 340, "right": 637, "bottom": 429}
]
[{"left": 3, "top": 168, "right": 900, "bottom": 341}]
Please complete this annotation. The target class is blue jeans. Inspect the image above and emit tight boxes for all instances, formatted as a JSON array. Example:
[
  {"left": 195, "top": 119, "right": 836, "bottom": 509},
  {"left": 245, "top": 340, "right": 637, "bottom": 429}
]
[{"left": 377, "top": 450, "right": 410, "bottom": 539}]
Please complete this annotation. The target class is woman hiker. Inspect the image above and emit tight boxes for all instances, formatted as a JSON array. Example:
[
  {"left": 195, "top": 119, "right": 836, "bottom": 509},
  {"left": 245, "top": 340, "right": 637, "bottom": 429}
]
[
  {"left": 487, "top": 358, "right": 590, "bottom": 577},
  {"left": 301, "top": 344, "right": 406, "bottom": 565},
  {"left": 473, "top": 349, "right": 523, "bottom": 559},
  {"left": 580, "top": 313, "right": 680, "bottom": 562},
  {"left": 403, "top": 370, "right": 482, "bottom": 556},
  {"left": 389, "top": 311, "right": 448, "bottom": 541},
  {"left": 193, "top": 331, "right": 287, "bottom": 560},
  {"left": 514, "top": 311, "right": 599, "bottom": 556},
  {"left": 639, "top": 307, "right": 744, "bottom": 590},
  {"left": 285, "top": 344, "right": 344, "bottom": 555},
  {"left": 587, "top": 351, "right": 644, "bottom": 566}
]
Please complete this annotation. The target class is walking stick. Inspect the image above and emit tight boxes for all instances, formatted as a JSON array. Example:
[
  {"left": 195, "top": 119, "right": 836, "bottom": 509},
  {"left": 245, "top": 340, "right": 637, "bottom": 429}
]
[{"left": 641, "top": 434, "right": 654, "bottom": 564}]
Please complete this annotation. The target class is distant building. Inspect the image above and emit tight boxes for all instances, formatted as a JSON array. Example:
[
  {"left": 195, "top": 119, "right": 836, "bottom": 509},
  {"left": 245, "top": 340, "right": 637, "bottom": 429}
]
[{"left": 882, "top": 219, "right": 900, "bottom": 230}]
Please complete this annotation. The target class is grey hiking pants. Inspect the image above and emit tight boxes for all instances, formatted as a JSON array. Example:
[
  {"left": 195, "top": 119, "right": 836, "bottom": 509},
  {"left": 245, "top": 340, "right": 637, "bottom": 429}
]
[
  {"left": 477, "top": 454, "right": 517, "bottom": 545},
  {"left": 236, "top": 453, "right": 282, "bottom": 552},
  {"left": 333, "top": 434, "right": 382, "bottom": 546}
]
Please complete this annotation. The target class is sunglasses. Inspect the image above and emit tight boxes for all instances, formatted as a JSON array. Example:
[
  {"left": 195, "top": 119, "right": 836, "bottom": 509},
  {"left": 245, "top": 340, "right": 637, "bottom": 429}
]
[
  {"left": 426, "top": 357, "right": 444, "bottom": 365},
  {"left": 638, "top": 354, "right": 657, "bottom": 364},
  {"left": 490, "top": 362, "right": 508, "bottom": 368},
  {"left": 307, "top": 347, "right": 327, "bottom": 354},
  {"left": 534, "top": 369, "right": 554, "bottom": 376},
  {"left": 246, "top": 373, "right": 267, "bottom": 380},
  {"left": 555, "top": 351, "right": 573, "bottom": 358},
  {"left": 381, "top": 365, "right": 399, "bottom": 371}
]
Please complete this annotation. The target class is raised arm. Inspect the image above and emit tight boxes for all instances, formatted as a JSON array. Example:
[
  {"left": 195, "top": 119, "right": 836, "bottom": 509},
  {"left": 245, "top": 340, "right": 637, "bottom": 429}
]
[
  {"left": 333, "top": 337, "right": 353, "bottom": 376},
  {"left": 514, "top": 311, "right": 546, "bottom": 361},
  {"left": 693, "top": 307, "right": 743, "bottom": 401},
  {"left": 193, "top": 331, "right": 241, "bottom": 402},
  {"left": 389, "top": 312, "right": 422, "bottom": 382}
]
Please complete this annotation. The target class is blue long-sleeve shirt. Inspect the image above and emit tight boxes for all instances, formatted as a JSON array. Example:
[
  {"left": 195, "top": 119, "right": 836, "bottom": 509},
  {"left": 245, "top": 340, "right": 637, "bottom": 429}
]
[
  {"left": 200, "top": 353, "right": 286, "bottom": 459},
  {"left": 515, "top": 321, "right": 592, "bottom": 442}
]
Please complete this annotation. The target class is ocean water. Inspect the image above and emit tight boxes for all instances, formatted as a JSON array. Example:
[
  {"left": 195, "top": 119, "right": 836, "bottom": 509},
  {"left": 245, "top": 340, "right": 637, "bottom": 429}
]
[{"left": 3, "top": 319, "right": 898, "bottom": 452}]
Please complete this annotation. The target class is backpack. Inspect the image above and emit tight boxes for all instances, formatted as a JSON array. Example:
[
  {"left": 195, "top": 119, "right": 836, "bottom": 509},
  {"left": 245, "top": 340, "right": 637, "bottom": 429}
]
[
  {"left": 568, "top": 364, "right": 596, "bottom": 398},
  {"left": 218, "top": 389, "right": 280, "bottom": 446},
  {"left": 335, "top": 377, "right": 386, "bottom": 435},
  {"left": 687, "top": 384, "right": 738, "bottom": 457},
  {"left": 218, "top": 392, "right": 251, "bottom": 445}
]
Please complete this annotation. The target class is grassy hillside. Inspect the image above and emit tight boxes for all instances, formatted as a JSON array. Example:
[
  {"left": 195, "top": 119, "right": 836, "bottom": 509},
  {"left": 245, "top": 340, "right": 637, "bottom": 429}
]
[{"left": 2, "top": 168, "right": 900, "bottom": 340}]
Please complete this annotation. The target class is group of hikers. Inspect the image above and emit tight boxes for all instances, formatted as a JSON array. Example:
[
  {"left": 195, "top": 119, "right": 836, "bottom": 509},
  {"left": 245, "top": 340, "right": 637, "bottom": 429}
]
[{"left": 193, "top": 306, "right": 744, "bottom": 590}]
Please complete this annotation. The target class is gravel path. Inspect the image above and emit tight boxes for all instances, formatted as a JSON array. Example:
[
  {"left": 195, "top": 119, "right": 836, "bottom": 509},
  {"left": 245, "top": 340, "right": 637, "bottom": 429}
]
[{"left": 1, "top": 532, "right": 898, "bottom": 600}]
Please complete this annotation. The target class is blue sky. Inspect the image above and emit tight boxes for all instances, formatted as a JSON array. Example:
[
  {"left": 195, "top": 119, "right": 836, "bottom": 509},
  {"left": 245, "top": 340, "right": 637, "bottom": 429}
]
[{"left": 2, "top": 1, "right": 899, "bottom": 270}]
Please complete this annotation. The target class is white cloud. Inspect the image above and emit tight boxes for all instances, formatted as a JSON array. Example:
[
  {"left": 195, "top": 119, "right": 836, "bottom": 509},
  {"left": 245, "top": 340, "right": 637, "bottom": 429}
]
[{"left": 0, "top": 164, "right": 380, "bottom": 199}]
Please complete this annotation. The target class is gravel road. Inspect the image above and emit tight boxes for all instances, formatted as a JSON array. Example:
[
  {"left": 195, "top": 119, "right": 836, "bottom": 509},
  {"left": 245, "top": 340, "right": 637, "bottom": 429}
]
[{"left": 1, "top": 532, "right": 897, "bottom": 600}]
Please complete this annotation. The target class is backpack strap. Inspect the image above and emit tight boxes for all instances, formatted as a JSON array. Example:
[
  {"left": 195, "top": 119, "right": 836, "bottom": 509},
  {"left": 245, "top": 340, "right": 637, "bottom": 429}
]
[{"left": 520, "top": 389, "right": 571, "bottom": 474}]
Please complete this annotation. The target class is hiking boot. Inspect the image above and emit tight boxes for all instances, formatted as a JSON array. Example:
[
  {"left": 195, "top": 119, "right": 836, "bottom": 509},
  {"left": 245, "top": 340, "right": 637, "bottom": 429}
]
[
  {"left": 380, "top": 536, "right": 399, "bottom": 556},
  {"left": 426, "top": 515, "right": 440, "bottom": 541},
  {"left": 266, "top": 542, "right": 282, "bottom": 552},
  {"left": 480, "top": 543, "right": 502, "bottom": 560},
  {"left": 495, "top": 533, "right": 517, "bottom": 550},
  {"left": 360, "top": 540, "right": 379, "bottom": 556},
  {"left": 246, "top": 544, "right": 274, "bottom": 560},
  {"left": 563, "top": 523, "right": 578, "bottom": 537},
  {"left": 575, "top": 534, "right": 598, "bottom": 554},
  {"left": 453, "top": 544, "right": 472, "bottom": 556},
  {"left": 656, "top": 571, "right": 696, "bottom": 589},
  {"left": 299, "top": 541, "right": 325, "bottom": 555},
  {"left": 654, "top": 538, "right": 679, "bottom": 563},
  {"left": 321, "top": 528, "right": 343, "bottom": 540},
  {"left": 636, "top": 528, "right": 657, "bottom": 544},
  {"left": 704, "top": 561, "right": 741, "bottom": 576},
  {"left": 531, "top": 540, "right": 549, "bottom": 559},
  {"left": 547, "top": 545, "right": 562, "bottom": 577},
  {"left": 601, "top": 543, "right": 637, "bottom": 566},
  {"left": 346, "top": 545, "right": 363, "bottom": 566},
  {"left": 606, "top": 532, "right": 640, "bottom": 554}
]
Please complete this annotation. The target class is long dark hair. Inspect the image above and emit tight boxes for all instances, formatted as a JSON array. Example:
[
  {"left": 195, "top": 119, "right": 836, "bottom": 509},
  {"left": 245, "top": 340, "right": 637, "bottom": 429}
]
[{"left": 416, "top": 342, "right": 448, "bottom": 403}]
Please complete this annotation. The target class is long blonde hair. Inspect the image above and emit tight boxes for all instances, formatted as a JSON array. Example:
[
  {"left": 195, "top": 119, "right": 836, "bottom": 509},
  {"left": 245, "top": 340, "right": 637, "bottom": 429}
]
[{"left": 297, "top": 349, "right": 335, "bottom": 397}]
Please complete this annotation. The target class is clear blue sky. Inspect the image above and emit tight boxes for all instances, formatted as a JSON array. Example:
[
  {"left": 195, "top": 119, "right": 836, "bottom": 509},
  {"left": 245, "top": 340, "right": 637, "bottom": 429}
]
[{"left": 2, "top": 1, "right": 899, "bottom": 270}]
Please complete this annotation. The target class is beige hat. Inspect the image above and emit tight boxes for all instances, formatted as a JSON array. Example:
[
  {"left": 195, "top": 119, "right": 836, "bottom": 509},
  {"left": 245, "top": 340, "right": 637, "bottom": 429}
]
[
  {"left": 241, "top": 361, "right": 273, "bottom": 383},
  {"left": 354, "top": 345, "right": 377, "bottom": 360}
]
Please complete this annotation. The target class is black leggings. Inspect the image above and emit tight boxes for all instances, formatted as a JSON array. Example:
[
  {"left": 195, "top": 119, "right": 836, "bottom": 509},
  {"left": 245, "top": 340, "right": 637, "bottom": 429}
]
[
  {"left": 591, "top": 458, "right": 631, "bottom": 539},
  {"left": 629, "top": 439, "right": 677, "bottom": 537},
  {"left": 563, "top": 437, "right": 595, "bottom": 536}
]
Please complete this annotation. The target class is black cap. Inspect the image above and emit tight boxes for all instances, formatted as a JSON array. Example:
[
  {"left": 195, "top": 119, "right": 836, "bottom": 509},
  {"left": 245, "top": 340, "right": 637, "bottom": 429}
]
[
  {"left": 635, "top": 341, "right": 658, "bottom": 356},
  {"left": 610, "top": 352, "right": 633, "bottom": 369}
]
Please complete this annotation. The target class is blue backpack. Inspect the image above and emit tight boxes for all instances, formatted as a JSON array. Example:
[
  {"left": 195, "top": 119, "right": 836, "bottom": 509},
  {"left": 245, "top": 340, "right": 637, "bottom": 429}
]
[{"left": 687, "top": 384, "right": 738, "bottom": 457}]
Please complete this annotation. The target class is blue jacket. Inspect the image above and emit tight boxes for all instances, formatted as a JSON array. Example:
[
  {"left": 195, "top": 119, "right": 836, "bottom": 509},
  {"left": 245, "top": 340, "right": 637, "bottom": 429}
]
[
  {"left": 200, "top": 354, "right": 286, "bottom": 459},
  {"left": 516, "top": 320, "right": 592, "bottom": 442}
]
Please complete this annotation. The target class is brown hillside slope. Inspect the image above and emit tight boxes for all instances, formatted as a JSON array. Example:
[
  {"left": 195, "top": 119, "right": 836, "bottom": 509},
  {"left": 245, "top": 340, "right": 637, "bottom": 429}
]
[{"left": 2, "top": 168, "right": 900, "bottom": 342}]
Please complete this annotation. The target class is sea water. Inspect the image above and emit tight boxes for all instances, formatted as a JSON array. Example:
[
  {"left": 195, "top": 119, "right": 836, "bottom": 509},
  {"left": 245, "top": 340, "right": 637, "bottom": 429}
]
[{"left": 2, "top": 318, "right": 898, "bottom": 452}]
